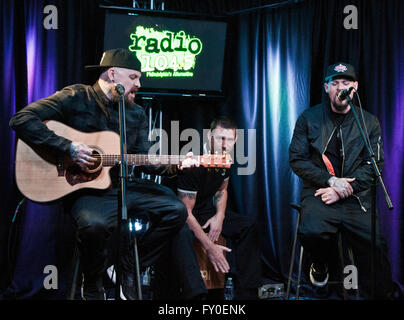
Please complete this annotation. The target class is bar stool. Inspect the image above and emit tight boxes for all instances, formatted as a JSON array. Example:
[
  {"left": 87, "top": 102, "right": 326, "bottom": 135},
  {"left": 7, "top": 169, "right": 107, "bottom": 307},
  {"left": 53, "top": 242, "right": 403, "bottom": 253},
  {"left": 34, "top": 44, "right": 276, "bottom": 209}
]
[
  {"left": 285, "top": 204, "right": 359, "bottom": 300},
  {"left": 67, "top": 246, "right": 81, "bottom": 300},
  {"left": 68, "top": 218, "right": 149, "bottom": 300}
]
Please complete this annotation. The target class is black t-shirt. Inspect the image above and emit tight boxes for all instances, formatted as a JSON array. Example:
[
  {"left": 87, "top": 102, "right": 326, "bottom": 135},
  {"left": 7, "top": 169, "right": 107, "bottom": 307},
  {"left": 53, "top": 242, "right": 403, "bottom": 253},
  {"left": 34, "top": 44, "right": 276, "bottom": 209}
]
[
  {"left": 177, "top": 166, "right": 230, "bottom": 212},
  {"left": 324, "top": 111, "right": 348, "bottom": 177}
]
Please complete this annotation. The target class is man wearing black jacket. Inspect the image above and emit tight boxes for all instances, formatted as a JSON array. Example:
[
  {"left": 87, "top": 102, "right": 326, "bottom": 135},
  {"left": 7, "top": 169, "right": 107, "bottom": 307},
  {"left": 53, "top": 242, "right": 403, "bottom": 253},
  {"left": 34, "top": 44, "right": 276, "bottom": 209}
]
[
  {"left": 289, "top": 62, "right": 393, "bottom": 299},
  {"left": 9, "top": 48, "right": 197, "bottom": 300}
]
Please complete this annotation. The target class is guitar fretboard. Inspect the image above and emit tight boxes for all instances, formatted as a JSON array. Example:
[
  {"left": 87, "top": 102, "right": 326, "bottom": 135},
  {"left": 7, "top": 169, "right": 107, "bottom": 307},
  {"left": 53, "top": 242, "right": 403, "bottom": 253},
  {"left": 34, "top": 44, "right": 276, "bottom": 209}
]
[
  {"left": 100, "top": 154, "right": 233, "bottom": 167},
  {"left": 101, "top": 154, "right": 189, "bottom": 166}
]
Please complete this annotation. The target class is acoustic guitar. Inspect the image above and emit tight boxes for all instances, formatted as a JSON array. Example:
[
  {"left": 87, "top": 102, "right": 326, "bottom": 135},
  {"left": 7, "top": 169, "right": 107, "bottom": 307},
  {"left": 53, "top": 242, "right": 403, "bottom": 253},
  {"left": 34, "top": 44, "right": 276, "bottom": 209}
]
[{"left": 15, "top": 120, "right": 232, "bottom": 203}]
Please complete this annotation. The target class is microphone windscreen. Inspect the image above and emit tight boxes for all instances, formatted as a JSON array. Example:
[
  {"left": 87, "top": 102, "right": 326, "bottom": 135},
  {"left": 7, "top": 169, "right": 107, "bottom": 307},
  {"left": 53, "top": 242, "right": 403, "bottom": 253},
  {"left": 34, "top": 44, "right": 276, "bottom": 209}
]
[{"left": 115, "top": 83, "right": 125, "bottom": 95}]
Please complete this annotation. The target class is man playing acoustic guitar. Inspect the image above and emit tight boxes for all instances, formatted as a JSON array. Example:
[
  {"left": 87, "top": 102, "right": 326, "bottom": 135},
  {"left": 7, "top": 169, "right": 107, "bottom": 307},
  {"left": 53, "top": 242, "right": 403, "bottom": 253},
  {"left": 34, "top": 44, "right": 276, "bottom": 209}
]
[{"left": 9, "top": 48, "right": 200, "bottom": 300}]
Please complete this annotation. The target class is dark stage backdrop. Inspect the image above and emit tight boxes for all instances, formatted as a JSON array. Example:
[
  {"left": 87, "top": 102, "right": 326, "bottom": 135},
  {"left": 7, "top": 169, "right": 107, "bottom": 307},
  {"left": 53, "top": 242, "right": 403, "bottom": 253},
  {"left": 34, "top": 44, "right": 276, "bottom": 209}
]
[{"left": 1, "top": 0, "right": 403, "bottom": 299}]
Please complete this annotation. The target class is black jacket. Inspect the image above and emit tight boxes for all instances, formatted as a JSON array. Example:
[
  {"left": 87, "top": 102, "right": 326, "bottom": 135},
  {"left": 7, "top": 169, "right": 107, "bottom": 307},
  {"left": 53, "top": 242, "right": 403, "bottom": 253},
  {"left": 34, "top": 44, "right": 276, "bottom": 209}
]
[{"left": 289, "top": 103, "right": 383, "bottom": 212}]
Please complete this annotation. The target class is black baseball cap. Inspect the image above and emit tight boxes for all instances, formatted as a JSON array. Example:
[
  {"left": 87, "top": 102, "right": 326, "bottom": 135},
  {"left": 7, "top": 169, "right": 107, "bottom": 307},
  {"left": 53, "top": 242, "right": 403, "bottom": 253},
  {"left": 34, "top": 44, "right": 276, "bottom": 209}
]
[
  {"left": 324, "top": 62, "right": 357, "bottom": 82},
  {"left": 85, "top": 48, "right": 142, "bottom": 72}
]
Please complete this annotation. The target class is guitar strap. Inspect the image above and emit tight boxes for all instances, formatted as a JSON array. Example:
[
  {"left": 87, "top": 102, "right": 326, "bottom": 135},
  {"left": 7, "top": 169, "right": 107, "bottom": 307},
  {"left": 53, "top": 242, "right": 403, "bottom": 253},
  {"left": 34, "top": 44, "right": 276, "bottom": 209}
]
[{"left": 322, "top": 154, "right": 335, "bottom": 176}]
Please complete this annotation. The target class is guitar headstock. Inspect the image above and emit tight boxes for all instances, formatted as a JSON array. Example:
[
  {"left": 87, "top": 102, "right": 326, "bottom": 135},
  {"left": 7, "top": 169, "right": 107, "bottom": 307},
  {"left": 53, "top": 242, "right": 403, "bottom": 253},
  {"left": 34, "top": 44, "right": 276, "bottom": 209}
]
[{"left": 199, "top": 153, "right": 233, "bottom": 168}]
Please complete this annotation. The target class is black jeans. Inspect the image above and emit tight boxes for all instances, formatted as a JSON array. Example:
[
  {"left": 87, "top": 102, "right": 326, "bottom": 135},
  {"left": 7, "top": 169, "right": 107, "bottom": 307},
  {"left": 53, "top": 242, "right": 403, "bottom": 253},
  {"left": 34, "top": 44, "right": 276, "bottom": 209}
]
[
  {"left": 67, "top": 179, "right": 187, "bottom": 281},
  {"left": 298, "top": 194, "right": 393, "bottom": 299},
  {"left": 154, "top": 208, "right": 262, "bottom": 299}
]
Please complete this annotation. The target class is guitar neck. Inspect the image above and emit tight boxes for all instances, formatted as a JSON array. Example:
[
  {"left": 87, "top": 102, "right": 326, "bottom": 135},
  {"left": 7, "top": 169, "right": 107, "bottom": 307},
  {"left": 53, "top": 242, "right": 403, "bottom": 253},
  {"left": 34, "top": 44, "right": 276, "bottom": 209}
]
[
  {"left": 101, "top": 154, "right": 193, "bottom": 166},
  {"left": 99, "top": 154, "right": 232, "bottom": 168}
]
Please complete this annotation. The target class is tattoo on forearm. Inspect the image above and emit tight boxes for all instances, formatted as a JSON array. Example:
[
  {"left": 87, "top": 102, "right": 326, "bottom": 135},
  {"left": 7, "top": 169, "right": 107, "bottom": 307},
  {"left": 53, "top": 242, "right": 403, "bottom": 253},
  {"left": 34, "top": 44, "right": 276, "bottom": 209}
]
[
  {"left": 70, "top": 143, "right": 80, "bottom": 160},
  {"left": 214, "top": 191, "right": 224, "bottom": 202},
  {"left": 331, "top": 179, "right": 347, "bottom": 189}
]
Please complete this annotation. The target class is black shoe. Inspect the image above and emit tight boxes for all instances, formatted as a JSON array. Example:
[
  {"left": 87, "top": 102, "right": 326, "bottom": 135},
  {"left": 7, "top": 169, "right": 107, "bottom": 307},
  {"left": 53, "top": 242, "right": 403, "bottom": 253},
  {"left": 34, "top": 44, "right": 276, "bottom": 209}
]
[
  {"left": 121, "top": 268, "right": 138, "bottom": 300},
  {"left": 81, "top": 275, "right": 106, "bottom": 300},
  {"left": 309, "top": 263, "right": 329, "bottom": 287},
  {"left": 106, "top": 264, "right": 139, "bottom": 300}
]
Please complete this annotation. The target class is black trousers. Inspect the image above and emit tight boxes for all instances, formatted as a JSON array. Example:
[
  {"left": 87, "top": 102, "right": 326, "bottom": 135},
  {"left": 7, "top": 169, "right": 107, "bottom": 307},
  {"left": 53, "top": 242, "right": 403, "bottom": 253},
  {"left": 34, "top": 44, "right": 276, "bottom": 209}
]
[
  {"left": 67, "top": 179, "right": 187, "bottom": 280},
  {"left": 154, "top": 208, "right": 262, "bottom": 299},
  {"left": 298, "top": 194, "right": 393, "bottom": 299}
]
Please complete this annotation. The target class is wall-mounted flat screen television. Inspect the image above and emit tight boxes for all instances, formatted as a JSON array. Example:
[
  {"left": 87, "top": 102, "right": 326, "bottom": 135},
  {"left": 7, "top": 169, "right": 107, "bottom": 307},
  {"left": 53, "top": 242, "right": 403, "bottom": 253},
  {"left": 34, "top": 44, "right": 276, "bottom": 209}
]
[{"left": 103, "top": 7, "right": 228, "bottom": 96}]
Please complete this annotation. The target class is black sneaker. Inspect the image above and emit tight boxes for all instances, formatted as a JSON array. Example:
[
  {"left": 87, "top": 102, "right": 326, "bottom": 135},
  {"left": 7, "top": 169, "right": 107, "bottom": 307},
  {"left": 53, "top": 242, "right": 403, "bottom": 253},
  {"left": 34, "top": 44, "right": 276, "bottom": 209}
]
[
  {"left": 106, "top": 265, "right": 138, "bottom": 300},
  {"left": 121, "top": 268, "right": 138, "bottom": 300},
  {"left": 81, "top": 275, "right": 106, "bottom": 300},
  {"left": 309, "top": 263, "right": 329, "bottom": 287}
]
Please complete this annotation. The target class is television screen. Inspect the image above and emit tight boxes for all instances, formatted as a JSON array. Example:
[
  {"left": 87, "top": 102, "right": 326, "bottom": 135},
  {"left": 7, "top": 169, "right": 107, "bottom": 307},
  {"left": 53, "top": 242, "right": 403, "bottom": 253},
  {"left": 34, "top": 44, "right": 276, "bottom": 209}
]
[{"left": 103, "top": 9, "right": 228, "bottom": 95}]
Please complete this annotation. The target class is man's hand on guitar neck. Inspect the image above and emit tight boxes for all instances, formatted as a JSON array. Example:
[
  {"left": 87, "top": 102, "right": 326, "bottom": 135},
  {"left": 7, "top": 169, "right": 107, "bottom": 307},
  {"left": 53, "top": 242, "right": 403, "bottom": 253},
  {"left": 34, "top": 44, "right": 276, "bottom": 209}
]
[
  {"left": 178, "top": 152, "right": 200, "bottom": 170},
  {"left": 69, "top": 142, "right": 97, "bottom": 172}
]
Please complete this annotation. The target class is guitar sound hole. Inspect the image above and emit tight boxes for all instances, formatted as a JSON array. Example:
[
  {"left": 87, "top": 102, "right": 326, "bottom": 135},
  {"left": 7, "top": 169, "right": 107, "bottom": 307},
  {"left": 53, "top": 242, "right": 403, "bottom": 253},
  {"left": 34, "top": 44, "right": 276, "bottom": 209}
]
[
  {"left": 65, "top": 149, "right": 103, "bottom": 186},
  {"left": 88, "top": 150, "right": 102, "bottom": 172}
]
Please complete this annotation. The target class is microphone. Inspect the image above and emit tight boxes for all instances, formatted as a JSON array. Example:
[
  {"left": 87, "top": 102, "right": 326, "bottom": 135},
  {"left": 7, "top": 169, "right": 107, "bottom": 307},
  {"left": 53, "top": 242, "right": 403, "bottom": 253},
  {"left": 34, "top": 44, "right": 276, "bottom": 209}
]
[
  {"left": 114, "top": 83, "right": 125, "bottom": 95},
  {"left": 337, "top": 86, "right": 355, "bottom": 101}
]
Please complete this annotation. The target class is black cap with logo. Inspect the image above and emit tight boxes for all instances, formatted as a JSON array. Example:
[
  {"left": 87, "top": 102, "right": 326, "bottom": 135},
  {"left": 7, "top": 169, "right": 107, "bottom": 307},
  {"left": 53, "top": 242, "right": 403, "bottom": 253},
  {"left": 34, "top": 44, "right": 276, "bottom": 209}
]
[{"left": 324, "top": 62, "right": 357, "bottom": 82}]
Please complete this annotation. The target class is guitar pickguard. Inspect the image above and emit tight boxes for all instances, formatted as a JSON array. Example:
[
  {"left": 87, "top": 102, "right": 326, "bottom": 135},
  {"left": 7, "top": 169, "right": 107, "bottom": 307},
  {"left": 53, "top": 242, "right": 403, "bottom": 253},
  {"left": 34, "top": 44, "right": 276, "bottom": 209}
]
[{"left": 65, "top": 165, "right": 102, "bottom": 186}]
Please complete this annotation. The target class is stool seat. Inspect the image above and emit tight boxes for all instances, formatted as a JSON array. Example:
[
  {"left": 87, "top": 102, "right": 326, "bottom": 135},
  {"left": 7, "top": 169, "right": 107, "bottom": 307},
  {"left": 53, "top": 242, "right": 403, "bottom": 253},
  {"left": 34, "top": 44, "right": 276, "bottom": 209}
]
[{"left": 193, "top": 235, "right": 226, "bottom": 290}]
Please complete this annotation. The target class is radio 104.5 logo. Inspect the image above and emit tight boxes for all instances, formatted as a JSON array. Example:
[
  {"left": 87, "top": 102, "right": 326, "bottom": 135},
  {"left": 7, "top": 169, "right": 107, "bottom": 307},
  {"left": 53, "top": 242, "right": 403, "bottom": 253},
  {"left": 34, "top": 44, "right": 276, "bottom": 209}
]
[{"left": 128, "top": 26, "right": 203, "bottom": 79}]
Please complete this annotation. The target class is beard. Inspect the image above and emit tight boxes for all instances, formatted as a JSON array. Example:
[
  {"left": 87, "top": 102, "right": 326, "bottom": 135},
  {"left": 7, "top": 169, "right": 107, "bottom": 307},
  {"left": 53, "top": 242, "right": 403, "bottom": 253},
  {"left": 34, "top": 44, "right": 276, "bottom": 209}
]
[
  {"left": 331, "top": 95, "right": 349, "bottom": 112},
  {"left": 124, "top": 93, "right": 136, "bottom": 108},
  {"left": 111, "top": 89, "right": 136, "bottom": 108}
]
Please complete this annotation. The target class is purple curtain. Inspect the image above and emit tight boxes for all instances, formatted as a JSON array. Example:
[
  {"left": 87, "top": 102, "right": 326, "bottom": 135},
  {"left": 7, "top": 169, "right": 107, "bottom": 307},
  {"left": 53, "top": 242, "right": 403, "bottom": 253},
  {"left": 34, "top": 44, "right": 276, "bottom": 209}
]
[{"left": 1, "top": 0, "right": 102, "bottom": 299}]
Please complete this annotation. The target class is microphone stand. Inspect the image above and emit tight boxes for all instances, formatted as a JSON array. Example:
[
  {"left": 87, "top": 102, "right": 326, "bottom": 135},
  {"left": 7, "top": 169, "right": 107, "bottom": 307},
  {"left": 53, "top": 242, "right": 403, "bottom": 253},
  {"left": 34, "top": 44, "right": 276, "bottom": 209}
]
[
  {"left": 345, "top": 93, "right": 393, "bottom": 299},
  {"left": 116, "top": 85, "right": 142, "bottom": 300}
]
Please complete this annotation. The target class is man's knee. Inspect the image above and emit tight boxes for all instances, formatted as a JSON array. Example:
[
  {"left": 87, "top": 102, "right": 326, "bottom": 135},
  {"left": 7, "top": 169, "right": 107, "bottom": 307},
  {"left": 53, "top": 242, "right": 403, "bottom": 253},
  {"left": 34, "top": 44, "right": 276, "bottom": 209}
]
[
  {"left": 76, "top": 210, "right": 111, "bottom": 241},
  {"left": 175, "top": 224, "right": 195, "bottom": 242},
  {"left": 242, "top": 217, "right": 262, "bottom": 243},
  {"left": 170, "top": 199, "right": 188, "bottom": 228},
  {"left": 298, "top": 226, "right": 334, "bottom": 244}
]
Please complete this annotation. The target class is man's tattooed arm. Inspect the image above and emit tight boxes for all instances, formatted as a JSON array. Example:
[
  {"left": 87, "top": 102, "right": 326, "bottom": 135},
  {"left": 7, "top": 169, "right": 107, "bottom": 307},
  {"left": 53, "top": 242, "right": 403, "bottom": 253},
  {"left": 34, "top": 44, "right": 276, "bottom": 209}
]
[
  {"left": 69, "top": 142, "right": 96, "bottom": 171},
  {"left": 328, "top": 176, "right": 355, "bottom": 199},
  {"left": 214, "top": 191, "right": 224, "bottom": 203}
]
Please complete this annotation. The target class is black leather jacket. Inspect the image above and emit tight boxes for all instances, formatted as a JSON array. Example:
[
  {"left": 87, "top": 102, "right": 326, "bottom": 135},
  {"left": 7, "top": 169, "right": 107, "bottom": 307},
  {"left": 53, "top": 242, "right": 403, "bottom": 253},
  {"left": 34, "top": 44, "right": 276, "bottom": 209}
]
[{"left": 289, "top": 103, "right": 383, "bottom": 212}]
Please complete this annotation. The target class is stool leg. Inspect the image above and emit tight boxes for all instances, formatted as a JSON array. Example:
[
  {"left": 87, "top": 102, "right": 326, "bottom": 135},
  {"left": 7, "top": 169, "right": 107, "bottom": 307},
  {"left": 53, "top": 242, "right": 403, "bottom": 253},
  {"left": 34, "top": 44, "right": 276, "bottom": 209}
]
[
  {"left": 296, "top": 246, "right": 304, "bottom": 300},
  {"left": 347, "top": 247, "right": 360, "bottom": 300},
  {"left": 68, "top": 247, "right": 80, "bottom": 300},
  {"left": 286, "top": 213, "right": 300, "bottom": 300},
  {"left": 337, "top": 233, "right": 348, "bottom": 300}
]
